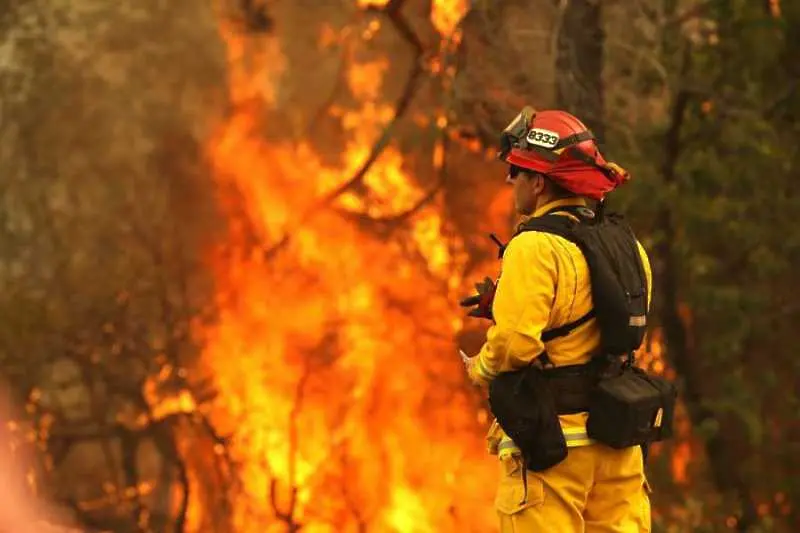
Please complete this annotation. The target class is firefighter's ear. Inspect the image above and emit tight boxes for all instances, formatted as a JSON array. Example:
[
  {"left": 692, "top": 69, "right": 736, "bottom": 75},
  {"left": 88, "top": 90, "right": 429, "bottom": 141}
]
[{"left": 530, "top": 173, "right": 546, "bottom": 195}]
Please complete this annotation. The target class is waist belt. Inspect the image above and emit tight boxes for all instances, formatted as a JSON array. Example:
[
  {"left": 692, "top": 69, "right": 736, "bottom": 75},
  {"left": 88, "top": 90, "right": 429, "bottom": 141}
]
[
  {"left": 497, "top": 426, "right": 594, "bottom": 459},
  {"left": 540, "top": 360, "right": 604, "bottom": 415}
]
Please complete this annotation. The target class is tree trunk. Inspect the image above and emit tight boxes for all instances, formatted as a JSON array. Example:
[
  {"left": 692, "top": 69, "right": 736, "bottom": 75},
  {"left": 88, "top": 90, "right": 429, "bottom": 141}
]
[{"left": 554, "top": 0, "right": 605, "bottom": 142}]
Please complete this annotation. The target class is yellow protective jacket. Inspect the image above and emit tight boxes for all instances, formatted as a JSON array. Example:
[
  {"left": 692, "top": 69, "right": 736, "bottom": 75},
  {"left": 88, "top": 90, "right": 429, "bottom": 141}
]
[{"left": 468, "top": 197, "right": 653, "bottom": 456}]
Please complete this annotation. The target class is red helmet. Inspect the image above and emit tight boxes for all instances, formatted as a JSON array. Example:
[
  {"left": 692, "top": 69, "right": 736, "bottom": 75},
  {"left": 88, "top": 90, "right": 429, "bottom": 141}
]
[{"left": 498, "top": 107, "right": 630, "bottom": 201}]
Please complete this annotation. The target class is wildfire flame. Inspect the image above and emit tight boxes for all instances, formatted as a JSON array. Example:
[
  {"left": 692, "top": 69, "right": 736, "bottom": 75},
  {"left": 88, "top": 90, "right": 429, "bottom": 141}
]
[
  {"left": 636, "top": 328, "right": 696, "bottom": 485},
  {"left": 200, "top": 3, "right": 493, "bottom": 532},
  {"left": 194, "top": 2, "right": 702, "bottom": 531},
  {"left": 430, "top": 0, "right": 470, "bottom": 35}
]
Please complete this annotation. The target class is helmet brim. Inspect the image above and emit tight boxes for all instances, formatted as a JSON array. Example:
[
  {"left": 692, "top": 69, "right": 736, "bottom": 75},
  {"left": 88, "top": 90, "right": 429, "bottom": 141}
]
[{"left": 505, "top": 150, "right": 556, "bottom": 175}]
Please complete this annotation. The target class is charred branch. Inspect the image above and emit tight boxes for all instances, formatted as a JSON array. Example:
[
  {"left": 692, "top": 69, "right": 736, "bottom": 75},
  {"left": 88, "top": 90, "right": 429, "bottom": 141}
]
[
  {"left": 174, "top": 451, "right": 190, "bottom": 533},
  {"left": 332, "top": 180, "right": 444, "bottom": 233},
  {"left": 271, "top": 358, "right": 314, "bottom": 531},
  {"left": 261, "top": 233, "right": 292, "bottom": 262},
  {"left": 236, "top": 0, "right": 274, "bottom": 33},
  {"left": 389, "top": 181, "right": 445, "bottom": 222},
  {"left": 48, "top": 333, "right": 233, "bottom": 530},
  {"left": 259, "top": 0, "right": 431, "bottom": 259},
  {"left": 270, "top": 478, "right": 303, "bottom": 532},
  {"left": 61, "top": 496, "right": 122, "bottom": 532},
  {"left": 338, "top": 445, "right": 368, "bottom": 533},
  {"left": 288, "top": 362, "right": 311, "bottom": 492},
  {"left": 120, "top": 432, "right": 144, "bottom": 528},
  {"left": 316, "top": 0, "right": 425, "bottom": 208}
]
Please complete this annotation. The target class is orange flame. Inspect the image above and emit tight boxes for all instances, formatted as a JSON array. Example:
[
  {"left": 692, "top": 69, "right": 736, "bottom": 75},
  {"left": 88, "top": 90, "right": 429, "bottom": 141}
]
[
  {"left": 199, "top": 4, "right": 699, "bottom": 530},
  {"left": 636, "top": 328, "right": 672, "bottom": 379},
  {"left": 635, "top": 328, "right": 698, "bottom": 485},
  {"left": 357, "top": 0, "right": 390, "bottom": 8},
  {"left": 200, "top": 14, "right": 496, "bottom": 533},
  {"left": 431, "top": 0, "right": 470, "bottom": 36}
]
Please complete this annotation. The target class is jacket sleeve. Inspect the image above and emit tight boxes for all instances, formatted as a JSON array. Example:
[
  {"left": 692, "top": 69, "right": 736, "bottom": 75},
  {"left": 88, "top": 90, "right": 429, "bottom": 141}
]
[{"left": 468, "top": 233, "right": 557, "bottom": 385}]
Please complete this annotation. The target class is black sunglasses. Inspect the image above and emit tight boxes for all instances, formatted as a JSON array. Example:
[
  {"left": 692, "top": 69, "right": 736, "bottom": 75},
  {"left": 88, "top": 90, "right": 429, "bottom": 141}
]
[
  {"left": 508, "top": 166, "right": 551, "bottom": 184},
  {"left": 508, "top": 165, "right": 524, "bottom": 179},
  {"left": 508, "top": 165, "right": 540, "bottom": 179}
]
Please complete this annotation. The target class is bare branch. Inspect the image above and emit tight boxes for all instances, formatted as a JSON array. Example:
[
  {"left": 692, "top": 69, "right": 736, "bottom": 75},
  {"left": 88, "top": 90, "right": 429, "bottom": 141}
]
[
  {"left": 333, "top": 180, "right": 444, "bottom": 231},
  {"left": 337, "top": 445, "right": 367, "bottom": 533},
  {"left": 286, "top": 365, "right": 310, "bottom": 519},
  {"left": 269, "top": 478, "right": 303, "bottom": 532},
  {"left": 174, "top": 453, "right": 190, "bottom": 533},
  {"left": 315, "top": 0, "right": 425, "bottom": 207},
  {"left": 261, "top": 233, "right": 291, "bottom": 261},
  {"left": 256, "top": 0, "right": 431, "bottom": 260},
  {"left": 120, "top": 433, "right": 144, "bottom": 528}
]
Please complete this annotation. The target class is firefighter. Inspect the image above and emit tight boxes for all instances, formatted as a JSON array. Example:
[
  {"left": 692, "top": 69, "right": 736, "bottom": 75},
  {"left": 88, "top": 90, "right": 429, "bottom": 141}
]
[{"left": 461, "top": 108, "right": 654, "bottom": 532}]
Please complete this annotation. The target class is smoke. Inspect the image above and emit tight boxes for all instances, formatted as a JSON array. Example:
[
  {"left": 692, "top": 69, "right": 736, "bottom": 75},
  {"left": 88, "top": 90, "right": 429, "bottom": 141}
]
[{"left": 0, "top": 389, "right": 85, "bottom": 533}]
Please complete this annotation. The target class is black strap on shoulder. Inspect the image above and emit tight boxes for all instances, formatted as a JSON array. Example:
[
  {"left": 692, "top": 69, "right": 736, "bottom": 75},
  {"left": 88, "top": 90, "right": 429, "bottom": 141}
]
[
  {"left": 516, "top": 206, "right": 598, "bottom": 343},
  {"left": 516, "top": 205, "right": 594, "bottom": 237},
  {"left": 543, "top": 204, "right": 596, "bottom": 220},
  {"left": 515, "top": 212, "right": 576, "bottom": 240},
  {"left": 541, "top": 309, "right": 596, "bottom": 342}
]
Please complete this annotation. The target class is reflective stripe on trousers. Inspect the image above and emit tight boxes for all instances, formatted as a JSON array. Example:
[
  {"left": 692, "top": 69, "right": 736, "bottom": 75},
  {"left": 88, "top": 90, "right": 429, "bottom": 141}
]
[{"left": 497, "top": 427, "right": 595, "bottom": 459}]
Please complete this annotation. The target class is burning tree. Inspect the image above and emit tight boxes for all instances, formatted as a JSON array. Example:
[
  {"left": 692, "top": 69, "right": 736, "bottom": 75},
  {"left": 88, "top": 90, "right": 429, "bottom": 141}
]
[
  {"left": 0, "top": 0, "right": 234, "bottom": 530},
  {"left": 200, "top": 1, "right": 502, "bottom": 531}
]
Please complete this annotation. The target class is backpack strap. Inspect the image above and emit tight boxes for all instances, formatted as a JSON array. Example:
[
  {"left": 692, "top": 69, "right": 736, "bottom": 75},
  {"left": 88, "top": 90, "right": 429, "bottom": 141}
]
[
  {"left": 542, "top": 204, "right": 596, "bottom": 220},
  {"left": 515, "top": 211, "right": 576, "bottom": 240},
  {"left": 515, "top": 205, "right": 595, "bottom": 237},
  {"left": 515, "top": 208, "right": 597, "bottom": 345},
  {"left": 538, "top": 309, "right": 596, "bottom": 369},
  {"left": 541, "top": 309, "right": 596, "bottom": 342}
]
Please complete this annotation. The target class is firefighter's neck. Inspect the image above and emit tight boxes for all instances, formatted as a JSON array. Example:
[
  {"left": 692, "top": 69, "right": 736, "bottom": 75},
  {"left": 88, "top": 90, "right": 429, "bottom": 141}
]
[{"left": 533, "top": 189, "right": 561, "bottom": 213}]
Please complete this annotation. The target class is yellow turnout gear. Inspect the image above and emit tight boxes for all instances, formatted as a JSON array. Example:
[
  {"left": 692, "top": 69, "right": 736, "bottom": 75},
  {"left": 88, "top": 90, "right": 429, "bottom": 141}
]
[
  {"left": 468, "top": 197, "right": 654, "bottom": 531},
  {"left": 495, "top": 445, "right": 652, "bottom": 533}
]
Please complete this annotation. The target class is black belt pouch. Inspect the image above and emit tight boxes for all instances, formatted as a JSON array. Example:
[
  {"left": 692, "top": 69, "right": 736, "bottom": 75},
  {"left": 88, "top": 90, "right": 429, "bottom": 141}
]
[
  {"left": 586, "top": 364, "right": 678, "bottom": 448},
  {"left": 489, "top": 365, "right": 568, "bottom": 471}
]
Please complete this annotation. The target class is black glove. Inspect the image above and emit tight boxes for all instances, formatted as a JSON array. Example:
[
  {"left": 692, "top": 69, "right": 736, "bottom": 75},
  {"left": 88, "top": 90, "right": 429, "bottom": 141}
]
[{"left": 459, "top": 276, "right": 497, "bottom": 320}]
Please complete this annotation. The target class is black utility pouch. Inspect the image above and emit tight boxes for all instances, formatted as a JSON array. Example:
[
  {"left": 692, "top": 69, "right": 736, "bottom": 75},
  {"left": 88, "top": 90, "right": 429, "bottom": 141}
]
[
  {"left": 586, "top": 364, "right": 678, "bottom": 449},
  {"left": 489, "top": 365, "right": 568, "bottom": 471}
]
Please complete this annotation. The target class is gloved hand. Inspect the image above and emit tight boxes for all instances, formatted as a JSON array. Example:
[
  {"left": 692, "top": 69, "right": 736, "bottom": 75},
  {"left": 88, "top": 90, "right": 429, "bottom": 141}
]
[{"left": 459, "top": 276, "right": 497, "bottom": 320}]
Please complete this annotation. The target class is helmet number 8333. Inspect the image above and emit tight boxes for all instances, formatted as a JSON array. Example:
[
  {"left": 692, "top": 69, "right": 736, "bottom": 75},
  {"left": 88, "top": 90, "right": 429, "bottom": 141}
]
[{"left": 526, "top": 128, "right": 560, "bottom": 149}]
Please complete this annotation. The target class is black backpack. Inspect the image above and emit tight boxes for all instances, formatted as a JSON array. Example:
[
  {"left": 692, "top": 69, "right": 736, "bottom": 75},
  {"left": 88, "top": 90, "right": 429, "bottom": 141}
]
[
  {"left": 516, "top": 205, "right": 648, "bottom": 357},
  {"left": 488, "top": 205, "right": 677, "bottom": 471}
]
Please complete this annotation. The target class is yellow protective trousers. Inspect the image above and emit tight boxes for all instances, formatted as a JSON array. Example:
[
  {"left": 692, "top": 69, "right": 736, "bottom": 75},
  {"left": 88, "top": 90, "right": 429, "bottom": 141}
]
[{"left": 495, "top": 444, "right": 651, "bottom": 533}]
